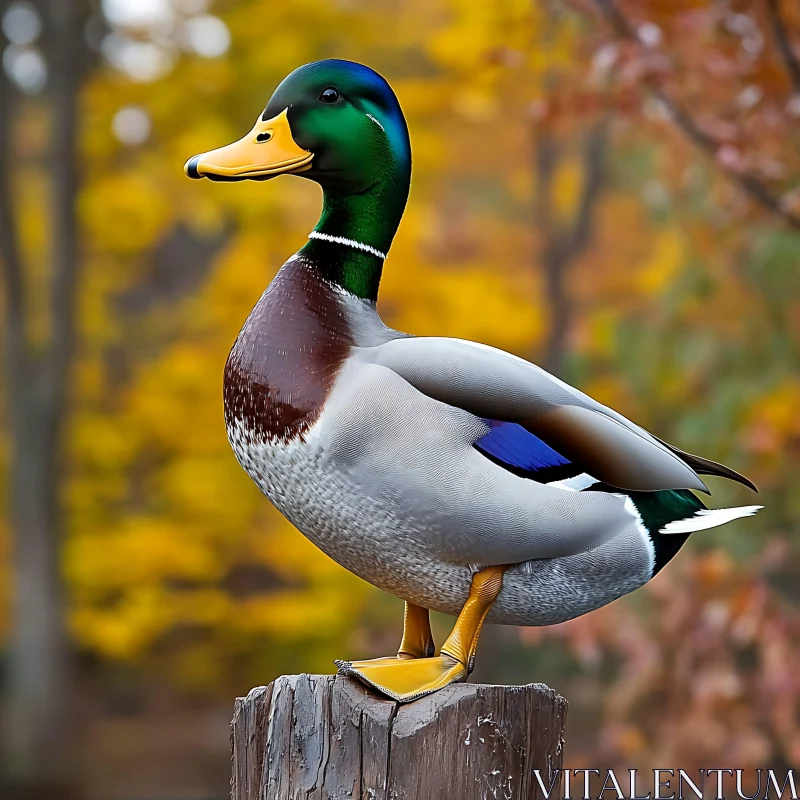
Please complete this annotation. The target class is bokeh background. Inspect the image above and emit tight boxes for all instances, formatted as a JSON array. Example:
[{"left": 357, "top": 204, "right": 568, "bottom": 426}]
[{"left": 1, "top": 0, "right": 799, "bottom": 797}]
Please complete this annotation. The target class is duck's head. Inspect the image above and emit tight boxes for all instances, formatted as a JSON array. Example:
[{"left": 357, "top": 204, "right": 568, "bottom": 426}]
[
  {"left": 184, "top": 59, "right": 410, "bottom": 194},
  {"left": 186, "top": 60, "right": 410, "bottom": 300}
]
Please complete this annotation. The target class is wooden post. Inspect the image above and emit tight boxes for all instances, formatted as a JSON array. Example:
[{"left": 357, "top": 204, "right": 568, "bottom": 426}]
[{"left": 231, "top": 674, "right": 567, "bottom": 800}]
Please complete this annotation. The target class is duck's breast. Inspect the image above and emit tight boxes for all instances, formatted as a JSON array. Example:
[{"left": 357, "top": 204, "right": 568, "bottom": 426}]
[{"left": 223, "top": 257, "right": 354, "bottom": 447}]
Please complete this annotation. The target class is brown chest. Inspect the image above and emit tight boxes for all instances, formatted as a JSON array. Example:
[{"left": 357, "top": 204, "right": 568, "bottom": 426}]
[{"left": 223, "top": 258, "right": 353, "bottom": 443}]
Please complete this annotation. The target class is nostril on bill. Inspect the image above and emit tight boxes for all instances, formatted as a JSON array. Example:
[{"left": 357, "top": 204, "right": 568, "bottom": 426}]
[{"left": 184, "top": 155, "right": 204, "bottom": 179}]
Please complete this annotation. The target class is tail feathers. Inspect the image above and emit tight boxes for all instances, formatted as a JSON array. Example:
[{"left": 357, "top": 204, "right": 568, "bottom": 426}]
[{"left": 660, "top": 505, "right": 762, "bottom": 534}]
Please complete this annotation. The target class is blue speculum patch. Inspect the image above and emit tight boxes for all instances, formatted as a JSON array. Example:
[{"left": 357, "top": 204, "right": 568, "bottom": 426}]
[{"left": 475, "top": 420, "right": 575, "bottom": 481}]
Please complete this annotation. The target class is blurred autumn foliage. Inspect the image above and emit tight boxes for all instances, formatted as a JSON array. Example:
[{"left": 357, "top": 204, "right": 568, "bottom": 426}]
[{"left": 1, "top": 0, "right": 799, "bottom": 797}]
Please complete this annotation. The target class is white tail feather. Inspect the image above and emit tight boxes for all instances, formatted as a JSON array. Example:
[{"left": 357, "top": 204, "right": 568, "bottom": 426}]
[{"left": 660, "top": 505, "right": 762, "bottom": 534}]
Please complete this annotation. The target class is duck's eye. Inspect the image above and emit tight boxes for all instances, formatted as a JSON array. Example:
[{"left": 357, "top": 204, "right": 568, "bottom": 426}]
[
  {"left": 319, "top": 88, "right": 340, "bottom": 104},
  {"left": 256, "top": 132, "right": 272, "bottom": 143}
]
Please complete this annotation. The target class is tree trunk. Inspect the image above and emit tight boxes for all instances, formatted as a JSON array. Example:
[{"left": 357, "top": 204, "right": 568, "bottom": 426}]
[
  {"left": 534, "top": 122, "right": 608, "bottom": 376},
  {"left": 1, "top": 0, "right": 81, "bottom": 790},
  {"left": 4, "top": 383, "right": 70, "bottom": 784},
  {"left": 231, "top": 675, "right": 567, "bottom": 800}
]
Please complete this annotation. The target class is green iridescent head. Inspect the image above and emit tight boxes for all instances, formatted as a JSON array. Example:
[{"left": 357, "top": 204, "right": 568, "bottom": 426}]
[
  {"left": 186, "top": 60, "right": 410, "bottom": 192},
  {"left": 185, "top": 60, "right": 411, "bottom": 299}
]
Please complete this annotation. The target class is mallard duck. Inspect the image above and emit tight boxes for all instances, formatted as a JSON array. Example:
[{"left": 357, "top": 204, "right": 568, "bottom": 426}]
[{"left": 185, "top": 59, "right": 761, "bottom": 703}]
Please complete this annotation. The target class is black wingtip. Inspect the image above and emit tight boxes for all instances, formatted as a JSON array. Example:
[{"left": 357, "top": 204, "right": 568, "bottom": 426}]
[
  {"left": 697, "top": 462, "right": 758, "bottom": 493},
  {"left": 658, "top": 439, "right": 759, "bottom": 494}
]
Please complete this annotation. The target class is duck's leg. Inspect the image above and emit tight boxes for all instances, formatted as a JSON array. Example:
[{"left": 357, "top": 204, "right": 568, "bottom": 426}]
[
  {"left": 336, "top": 566, "right": 507, "bottom": 703},
  {"left": 398, "top": 601, "right": 436, "bottom": 658},
  {"left": 340, "top": 602, "right": 435, "bottom": 672}
]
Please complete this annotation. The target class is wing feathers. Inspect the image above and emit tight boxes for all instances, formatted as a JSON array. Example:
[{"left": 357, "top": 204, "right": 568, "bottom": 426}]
[
  {"left": 533, "top": 405, "right": 708, "bottom": 493},
  {"left": 474, "top": 421, "right": 581, "bottom": 483},
  {"left": 657, "top": 441, "right": 758, "bottom": 493},
  {"left": 367, "top": 337, "right": 752, "bottom": 495}
]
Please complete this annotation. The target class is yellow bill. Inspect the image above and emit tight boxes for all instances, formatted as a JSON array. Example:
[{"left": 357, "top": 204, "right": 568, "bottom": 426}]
[{"left": 184, "top": 109, "right": 313, "bottom": 180}]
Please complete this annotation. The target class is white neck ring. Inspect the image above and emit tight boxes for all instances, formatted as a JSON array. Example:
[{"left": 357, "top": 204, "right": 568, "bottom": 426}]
[{"left": 308, "top": 231, "right": 386, "bottom": 260}]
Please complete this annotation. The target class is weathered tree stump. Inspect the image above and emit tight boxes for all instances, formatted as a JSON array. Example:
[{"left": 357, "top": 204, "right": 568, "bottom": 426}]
[{"left": 230, "top": 674, "right": 567, "bottom": 800}]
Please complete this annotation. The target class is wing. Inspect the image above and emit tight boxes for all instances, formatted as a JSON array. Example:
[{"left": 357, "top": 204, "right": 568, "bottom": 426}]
[
  {"left": 322, "top": 362, "right": 643, "bottom": 565},
  {"left": 475, "top": 420, "right": 582, "bottom": 483},
  {"left": 366, "top": 336, "right": 716, "bottom": 493}
]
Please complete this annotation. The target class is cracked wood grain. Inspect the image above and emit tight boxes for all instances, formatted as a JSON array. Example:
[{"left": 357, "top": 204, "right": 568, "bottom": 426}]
[{"left": 230, "top": 675, "right": 567, "bottom": 800}]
